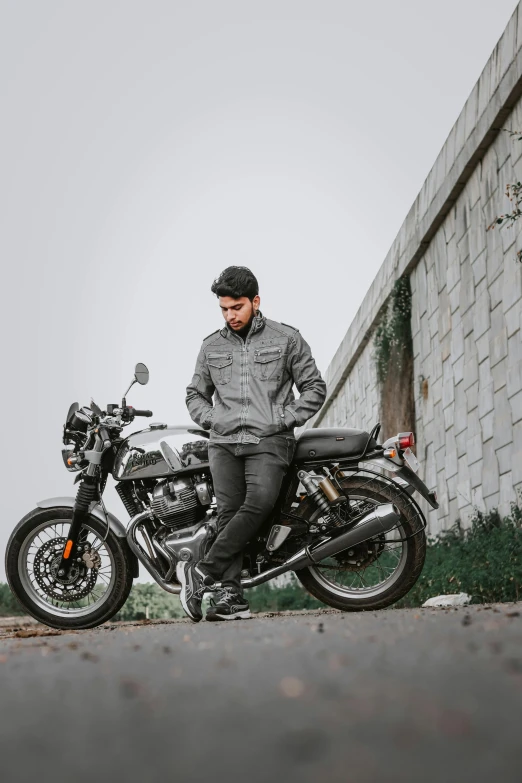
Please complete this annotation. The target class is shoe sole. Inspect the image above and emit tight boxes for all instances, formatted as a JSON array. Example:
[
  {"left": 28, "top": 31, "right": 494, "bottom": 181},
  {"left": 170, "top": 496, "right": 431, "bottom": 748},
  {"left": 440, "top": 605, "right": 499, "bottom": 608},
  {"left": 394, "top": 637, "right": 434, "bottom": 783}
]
[
  {"left": 176, "top": 561, "right": 202, "bottom": 623},
  {"left": 205, "top": 610, "right": 252, "bottom": 622}
]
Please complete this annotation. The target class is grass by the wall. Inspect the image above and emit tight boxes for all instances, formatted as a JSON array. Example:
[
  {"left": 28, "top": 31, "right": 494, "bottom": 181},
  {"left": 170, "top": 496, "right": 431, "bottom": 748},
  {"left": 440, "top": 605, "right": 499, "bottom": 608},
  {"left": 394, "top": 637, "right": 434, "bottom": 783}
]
[{"left": 395, "top": 504, "right": 522, "bottom": 607}]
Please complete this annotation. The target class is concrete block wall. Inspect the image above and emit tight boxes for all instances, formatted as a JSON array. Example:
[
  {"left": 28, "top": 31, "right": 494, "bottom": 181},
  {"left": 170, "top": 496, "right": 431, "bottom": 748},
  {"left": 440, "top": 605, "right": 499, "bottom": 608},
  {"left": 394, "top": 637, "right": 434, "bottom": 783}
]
[
  {"left": 412, "top": 104, "right": 522, "bottom": 533},
  {"left": 319, "top": 336, "right": 381, "bottom": 435},
  {"left": 310, "top": 4, "right": 522, "bottom": 534}
]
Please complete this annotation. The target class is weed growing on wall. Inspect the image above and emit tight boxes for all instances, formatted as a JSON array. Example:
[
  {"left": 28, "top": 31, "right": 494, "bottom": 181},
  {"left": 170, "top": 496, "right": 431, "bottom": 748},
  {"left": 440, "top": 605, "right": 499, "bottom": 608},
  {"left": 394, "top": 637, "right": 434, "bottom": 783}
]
[
  {"left": 487, "top": 128, "right": 522, "bottom": 261},
  {"left": 373, "top": 276, "right": 415, "bottom": 440},
  {"left": 374, "top": 277, "right": 413, "bottom": 384}
]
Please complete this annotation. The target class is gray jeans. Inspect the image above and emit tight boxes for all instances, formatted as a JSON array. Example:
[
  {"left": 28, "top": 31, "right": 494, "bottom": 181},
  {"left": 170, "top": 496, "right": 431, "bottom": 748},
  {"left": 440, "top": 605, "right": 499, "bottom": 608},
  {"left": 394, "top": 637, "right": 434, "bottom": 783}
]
[{"left": 198, "top": 434, "right": 296, "bottom": 594}]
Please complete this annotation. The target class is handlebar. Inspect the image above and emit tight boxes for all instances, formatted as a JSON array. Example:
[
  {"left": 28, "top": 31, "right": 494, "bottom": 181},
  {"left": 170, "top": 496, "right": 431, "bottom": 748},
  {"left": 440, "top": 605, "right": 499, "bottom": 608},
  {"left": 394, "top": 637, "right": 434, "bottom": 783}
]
[
  {"left": 98, "top": 426, "right": 112, "bottom": 449},
  {"left": 131, "top": 409, "right": 153, "bottom": 418}
]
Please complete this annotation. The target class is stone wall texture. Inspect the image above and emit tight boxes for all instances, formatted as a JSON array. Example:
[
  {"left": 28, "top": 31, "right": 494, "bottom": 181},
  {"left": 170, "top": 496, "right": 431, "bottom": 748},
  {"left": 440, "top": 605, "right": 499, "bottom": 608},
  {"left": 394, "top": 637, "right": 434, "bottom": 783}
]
[{"left": 311, "top": 5, "right": 522, "bottom": 534}]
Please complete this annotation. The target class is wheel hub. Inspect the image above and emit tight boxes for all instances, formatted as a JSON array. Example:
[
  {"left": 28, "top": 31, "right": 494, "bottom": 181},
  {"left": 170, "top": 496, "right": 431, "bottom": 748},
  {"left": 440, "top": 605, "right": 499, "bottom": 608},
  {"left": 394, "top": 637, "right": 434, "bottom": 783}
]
[{"left": 334, "top": 535, "right": 385, "bottom": 571}]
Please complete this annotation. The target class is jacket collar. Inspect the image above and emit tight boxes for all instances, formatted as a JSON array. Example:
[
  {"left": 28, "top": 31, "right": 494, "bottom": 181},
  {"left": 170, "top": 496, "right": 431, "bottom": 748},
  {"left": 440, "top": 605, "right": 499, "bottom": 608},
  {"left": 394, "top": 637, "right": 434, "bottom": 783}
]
[{"left": 220, "top": 311, "right": 266, "bottom": 339}]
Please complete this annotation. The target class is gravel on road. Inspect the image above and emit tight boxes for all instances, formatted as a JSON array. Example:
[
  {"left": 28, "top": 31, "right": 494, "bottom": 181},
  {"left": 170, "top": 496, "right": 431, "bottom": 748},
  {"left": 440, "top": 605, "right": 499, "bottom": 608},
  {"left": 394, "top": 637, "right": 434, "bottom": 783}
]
[{"left": 1, "top": 604, "right": 521, "bottom": 783}]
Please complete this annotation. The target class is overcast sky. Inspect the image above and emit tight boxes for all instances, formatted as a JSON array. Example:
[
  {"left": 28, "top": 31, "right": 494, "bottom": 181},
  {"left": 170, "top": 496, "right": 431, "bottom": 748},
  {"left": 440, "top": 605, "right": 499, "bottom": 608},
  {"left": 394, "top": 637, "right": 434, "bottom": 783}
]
[{"left": 0, "top": 0, "right": 518, "bottom": 580}]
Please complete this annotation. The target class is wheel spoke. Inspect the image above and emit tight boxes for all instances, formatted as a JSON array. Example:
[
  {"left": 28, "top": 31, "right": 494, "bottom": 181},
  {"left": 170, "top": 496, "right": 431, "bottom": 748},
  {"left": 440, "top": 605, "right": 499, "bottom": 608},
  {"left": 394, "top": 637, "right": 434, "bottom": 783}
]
[
  {"left": 305, "top": 488, "right": 412, "bottom": 596},
  {"left": 19, "top": 519, "right": 116, "bottom": 618}
]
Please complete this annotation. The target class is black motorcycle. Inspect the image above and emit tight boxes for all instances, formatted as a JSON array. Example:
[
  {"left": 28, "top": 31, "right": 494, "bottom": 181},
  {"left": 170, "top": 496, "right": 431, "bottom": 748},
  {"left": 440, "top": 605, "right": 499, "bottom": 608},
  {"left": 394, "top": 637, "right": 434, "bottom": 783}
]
[{"left": 5, "top": 364, "right": 438, "bottom": 629}]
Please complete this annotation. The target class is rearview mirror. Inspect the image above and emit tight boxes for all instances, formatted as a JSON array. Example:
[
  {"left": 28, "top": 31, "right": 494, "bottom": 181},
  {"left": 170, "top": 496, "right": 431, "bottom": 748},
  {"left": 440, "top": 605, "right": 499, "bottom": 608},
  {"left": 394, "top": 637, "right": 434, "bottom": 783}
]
[
  {"left": 122, "top": 363, "right": 150, "bottom": 404},
  {"left": 134, "top": 363, "right": 149, "bottom": 386}
]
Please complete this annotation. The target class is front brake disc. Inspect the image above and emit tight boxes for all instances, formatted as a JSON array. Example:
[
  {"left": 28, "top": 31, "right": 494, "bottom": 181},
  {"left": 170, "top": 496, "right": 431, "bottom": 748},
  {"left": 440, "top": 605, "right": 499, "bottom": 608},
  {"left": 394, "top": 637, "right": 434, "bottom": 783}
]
[{"left": 34, "top": 537, "right": 98, "bottom": 602}]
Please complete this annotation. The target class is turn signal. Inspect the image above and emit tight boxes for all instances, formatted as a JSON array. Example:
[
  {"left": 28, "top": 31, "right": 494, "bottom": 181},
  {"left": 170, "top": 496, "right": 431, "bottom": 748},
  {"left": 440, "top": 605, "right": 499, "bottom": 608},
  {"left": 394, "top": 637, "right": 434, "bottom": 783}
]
[{"left": 398, "top": 432, "right": 415, "bottom": 449}]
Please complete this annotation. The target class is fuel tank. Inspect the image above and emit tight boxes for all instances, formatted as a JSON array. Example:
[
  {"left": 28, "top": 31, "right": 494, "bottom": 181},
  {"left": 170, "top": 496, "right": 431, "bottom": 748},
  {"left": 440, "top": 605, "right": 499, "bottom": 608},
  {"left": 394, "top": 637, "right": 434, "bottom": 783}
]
[{"left": 113, "top": 425, "right": 210, "bottom": 481}]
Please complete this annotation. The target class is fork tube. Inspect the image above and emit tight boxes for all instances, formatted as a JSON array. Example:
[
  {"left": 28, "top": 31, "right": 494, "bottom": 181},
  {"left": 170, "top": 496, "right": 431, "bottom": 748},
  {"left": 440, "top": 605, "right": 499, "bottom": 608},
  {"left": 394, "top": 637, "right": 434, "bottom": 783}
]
[{"left": 58, "top": 435, "right": 104, "bottom": 573}]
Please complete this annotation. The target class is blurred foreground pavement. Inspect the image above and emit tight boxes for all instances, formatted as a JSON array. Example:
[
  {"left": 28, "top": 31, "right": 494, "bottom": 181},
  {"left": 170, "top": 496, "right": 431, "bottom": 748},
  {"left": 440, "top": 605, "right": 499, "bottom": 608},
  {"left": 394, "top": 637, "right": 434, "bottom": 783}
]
[{"left": 1, "top": 605, "right": 521, "bottom": 783}]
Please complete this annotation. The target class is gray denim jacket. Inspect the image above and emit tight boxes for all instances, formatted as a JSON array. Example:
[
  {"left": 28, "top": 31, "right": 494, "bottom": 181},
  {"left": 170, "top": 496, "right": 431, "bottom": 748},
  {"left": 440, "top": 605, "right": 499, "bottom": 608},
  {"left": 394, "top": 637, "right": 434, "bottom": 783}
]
[{"left": 186, "top": 313, "right": 327, "bottom": 443}]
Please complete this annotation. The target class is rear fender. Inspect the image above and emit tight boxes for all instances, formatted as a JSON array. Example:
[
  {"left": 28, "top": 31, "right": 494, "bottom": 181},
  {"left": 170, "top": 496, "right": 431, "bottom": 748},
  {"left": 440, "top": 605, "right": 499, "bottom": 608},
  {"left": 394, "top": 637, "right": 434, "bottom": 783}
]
[
  {"left": 36, "top": 497, "right": 139, "bottom": 577},
  {"left": 396, "top": 467, "right": 439, "bottom": 509},
  {"left": 360, "top": 460, "right": 439, "bottom": 509}
]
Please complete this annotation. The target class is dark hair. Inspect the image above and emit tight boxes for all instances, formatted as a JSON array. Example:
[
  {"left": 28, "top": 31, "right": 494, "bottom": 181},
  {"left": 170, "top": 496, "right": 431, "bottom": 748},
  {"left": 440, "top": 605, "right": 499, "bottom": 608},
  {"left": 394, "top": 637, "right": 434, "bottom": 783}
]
[{"left": 211, "top": 266, "right": 259, "bottom": 300}]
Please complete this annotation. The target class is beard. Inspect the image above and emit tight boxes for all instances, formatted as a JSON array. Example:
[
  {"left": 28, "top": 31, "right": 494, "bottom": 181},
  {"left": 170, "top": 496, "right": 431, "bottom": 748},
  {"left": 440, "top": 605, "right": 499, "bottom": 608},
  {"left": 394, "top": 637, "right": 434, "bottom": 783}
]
[
  {"left": 232, "top": 305, "right": 257, "bottom": 337},
  {"left": 230, "top": 303, "right": 256, "bottom": 330}
]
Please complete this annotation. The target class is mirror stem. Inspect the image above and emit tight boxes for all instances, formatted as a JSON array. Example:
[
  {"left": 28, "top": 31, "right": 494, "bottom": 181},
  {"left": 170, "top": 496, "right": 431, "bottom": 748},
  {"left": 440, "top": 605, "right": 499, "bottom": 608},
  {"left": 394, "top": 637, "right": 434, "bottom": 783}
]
[{"left": 123, "top": 378, "right": 137, "bottom": 400}]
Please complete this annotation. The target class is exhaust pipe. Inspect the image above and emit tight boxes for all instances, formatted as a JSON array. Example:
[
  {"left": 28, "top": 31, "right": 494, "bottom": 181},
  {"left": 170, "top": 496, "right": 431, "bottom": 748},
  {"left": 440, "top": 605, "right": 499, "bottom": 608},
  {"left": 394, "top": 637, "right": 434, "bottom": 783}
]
[
  {"left": 127, "top": 504, "right": 400, "bottom": 593},
  {"left": 241, "top": 503, "right": 400, "bottom": 588},
  {"left": 307, "top": 503, "right": 400, "bottom": 563},
  {"left": 127, "top": 511, "right": 182, "bottom": 595}
]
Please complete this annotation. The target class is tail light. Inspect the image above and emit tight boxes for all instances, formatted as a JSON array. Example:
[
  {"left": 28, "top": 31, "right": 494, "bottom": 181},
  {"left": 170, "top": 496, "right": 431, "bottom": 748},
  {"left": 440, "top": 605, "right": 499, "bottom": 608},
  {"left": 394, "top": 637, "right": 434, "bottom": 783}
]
[{"left": 398, "top": 432, "right": 415, "bottom": 449}]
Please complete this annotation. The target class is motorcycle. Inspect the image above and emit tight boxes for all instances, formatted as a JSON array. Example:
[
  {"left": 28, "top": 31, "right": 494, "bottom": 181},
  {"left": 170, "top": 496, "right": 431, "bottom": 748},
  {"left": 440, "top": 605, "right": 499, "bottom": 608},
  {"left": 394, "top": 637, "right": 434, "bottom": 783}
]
[{"left": 5, "top": 363, "right": 438, "bottom": 629}]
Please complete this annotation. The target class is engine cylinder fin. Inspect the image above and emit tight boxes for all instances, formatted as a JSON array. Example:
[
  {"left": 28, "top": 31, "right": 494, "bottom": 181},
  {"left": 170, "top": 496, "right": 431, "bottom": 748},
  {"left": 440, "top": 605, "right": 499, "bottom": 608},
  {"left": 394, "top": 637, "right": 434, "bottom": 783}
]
[{"left": 151, "top": 479, "right": 204, "bottom": 529}]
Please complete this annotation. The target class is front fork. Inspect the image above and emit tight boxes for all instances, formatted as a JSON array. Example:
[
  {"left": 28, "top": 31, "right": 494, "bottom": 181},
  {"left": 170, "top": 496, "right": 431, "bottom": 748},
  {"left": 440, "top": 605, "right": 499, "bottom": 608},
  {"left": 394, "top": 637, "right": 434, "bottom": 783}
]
[{"left": 58, "top": 434, "right": 105, "bottom": 574}]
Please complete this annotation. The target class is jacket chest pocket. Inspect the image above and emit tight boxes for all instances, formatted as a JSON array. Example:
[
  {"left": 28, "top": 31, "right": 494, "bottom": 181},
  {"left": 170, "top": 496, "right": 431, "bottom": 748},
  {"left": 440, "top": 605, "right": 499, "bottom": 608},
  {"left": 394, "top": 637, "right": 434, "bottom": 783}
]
[
  {"left": 207, "top": 352, "right": 233, "bottom": 385},
  {"left": 253, "top": 347, "right": 285, "bottom": 381}
]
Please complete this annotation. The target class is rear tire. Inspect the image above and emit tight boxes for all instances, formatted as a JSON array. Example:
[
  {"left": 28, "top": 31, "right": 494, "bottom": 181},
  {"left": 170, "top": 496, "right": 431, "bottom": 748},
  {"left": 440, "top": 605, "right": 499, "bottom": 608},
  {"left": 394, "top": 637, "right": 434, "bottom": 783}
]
[
  {"left": 294, "top": 473, "right": 426, "bottom": 611},
  {"left": 5, "top": 507, "right": 134, "bottom": 630}
]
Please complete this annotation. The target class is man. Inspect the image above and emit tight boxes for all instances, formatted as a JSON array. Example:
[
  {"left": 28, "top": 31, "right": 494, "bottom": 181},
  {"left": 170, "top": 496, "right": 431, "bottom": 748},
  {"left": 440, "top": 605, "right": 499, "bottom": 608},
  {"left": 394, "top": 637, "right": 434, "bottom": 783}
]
[{"left": 181, "top": 266, "right": 326, "bottom": 622}]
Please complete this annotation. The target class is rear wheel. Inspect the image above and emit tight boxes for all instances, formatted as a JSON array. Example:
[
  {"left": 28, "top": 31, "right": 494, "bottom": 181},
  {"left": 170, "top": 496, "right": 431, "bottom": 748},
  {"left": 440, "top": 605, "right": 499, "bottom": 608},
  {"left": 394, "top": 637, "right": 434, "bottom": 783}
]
[
  {"left": 294, "top": 473, "right": 426, "bottom": 611},
  {"left": 5, "top": 507, "right": 134, "bottom": 630}
]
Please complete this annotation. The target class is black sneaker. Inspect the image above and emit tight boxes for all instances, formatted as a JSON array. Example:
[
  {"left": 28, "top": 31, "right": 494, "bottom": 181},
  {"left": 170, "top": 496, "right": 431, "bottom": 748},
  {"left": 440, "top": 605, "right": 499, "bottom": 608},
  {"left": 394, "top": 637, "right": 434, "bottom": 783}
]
[
  {"left": 177, "top": 561, "right": 217, "bottom": 622},
  {"left": 206, "top": 588, "right": 251, "bottom": 621}
]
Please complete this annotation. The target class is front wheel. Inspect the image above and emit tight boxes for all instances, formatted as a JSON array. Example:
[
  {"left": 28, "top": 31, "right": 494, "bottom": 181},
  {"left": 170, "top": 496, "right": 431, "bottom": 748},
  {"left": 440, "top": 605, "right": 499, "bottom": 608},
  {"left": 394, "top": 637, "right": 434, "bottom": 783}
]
[
  {"left": 5, "top": 507, "right": 134, "bottom": 630},
  {"left": 294, "top": 473, "right": 427, "bottom": 611}
]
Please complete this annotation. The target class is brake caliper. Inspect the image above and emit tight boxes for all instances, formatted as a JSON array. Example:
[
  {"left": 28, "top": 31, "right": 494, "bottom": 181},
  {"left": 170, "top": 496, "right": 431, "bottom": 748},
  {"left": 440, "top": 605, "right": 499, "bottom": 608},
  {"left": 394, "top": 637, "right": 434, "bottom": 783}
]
[{"left": 81, "top": 544, "right": 102, "bottom": 570}]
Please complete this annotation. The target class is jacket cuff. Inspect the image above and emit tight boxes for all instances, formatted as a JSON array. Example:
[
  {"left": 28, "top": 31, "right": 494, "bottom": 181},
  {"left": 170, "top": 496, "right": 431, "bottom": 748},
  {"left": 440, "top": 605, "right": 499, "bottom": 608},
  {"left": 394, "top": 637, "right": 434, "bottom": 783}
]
[
  {"left": 283, "top": 409, "right": 298, "bottom": 430},
  {"left": 201, "top": 408, "right": 214, "bottom": 430}
]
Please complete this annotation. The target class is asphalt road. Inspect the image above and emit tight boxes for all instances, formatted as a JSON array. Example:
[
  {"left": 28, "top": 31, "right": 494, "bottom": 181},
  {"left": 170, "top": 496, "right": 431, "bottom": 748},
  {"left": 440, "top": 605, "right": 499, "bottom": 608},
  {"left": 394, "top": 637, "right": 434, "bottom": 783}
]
[{"left": 1, "top": 604, "right": 522, "bottom": 783}]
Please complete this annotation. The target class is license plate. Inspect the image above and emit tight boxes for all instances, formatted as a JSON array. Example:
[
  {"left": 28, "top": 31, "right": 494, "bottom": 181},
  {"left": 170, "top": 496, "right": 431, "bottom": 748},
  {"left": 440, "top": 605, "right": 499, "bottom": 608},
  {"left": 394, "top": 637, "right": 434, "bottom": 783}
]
[{"left": 403, "top": 448, "right": 419, "bottom": 473}]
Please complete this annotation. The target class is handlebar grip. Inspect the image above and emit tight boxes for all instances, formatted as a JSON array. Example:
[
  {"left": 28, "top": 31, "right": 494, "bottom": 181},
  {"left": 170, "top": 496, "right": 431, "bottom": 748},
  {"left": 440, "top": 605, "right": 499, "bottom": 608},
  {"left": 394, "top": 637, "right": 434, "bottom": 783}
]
[
  {"left": 133, "top": 409, "right": 153, "bottom": 417},
  {"left": 98, "top": 426, "right": 112, "bottom": 449}
]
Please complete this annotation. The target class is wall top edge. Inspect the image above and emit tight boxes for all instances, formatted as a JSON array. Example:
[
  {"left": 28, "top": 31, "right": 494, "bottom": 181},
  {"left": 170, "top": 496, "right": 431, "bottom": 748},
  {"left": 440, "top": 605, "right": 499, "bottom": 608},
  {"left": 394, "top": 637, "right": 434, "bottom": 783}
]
[{"left": 313, "top": 2, "right": 522, "bottom": 428}]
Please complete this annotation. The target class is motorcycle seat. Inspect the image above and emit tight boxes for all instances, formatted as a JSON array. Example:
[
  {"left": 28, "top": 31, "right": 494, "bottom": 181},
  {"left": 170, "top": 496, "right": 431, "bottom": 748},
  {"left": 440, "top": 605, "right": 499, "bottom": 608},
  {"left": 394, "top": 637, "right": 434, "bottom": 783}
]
[{"left": 294, "top": 427, "right": 376, "bottom": 463}]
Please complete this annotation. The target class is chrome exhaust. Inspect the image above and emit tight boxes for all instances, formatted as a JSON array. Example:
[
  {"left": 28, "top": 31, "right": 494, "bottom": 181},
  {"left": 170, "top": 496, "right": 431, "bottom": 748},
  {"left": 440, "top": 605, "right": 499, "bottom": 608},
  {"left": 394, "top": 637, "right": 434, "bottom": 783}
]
[
  {"left": 127, "top": 504, "right": 400, "bottom": 594},
  {"left": 307, "top": 503, "right": 400, "bottom": 563},
  {"left": 127, "top": 511, "right": 181, "bottom": 595},
  {"left": 241, "top": 503, "right": 400, "bottom": 588}
]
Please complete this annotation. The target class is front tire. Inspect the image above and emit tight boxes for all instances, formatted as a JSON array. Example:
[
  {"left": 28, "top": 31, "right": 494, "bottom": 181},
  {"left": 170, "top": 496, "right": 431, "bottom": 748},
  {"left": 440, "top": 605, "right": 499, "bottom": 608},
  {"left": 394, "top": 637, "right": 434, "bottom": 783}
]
[
  {"left": 5, "top": 507, "right": 134, "bottom": 630},
  {"left": 295, "top": 473, "right": 426, "bottom": 611}
]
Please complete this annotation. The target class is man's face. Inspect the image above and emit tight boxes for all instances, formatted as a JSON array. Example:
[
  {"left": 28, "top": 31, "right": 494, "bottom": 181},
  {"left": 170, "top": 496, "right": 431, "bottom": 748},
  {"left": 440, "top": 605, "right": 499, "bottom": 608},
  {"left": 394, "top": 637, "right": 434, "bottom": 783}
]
[{"left": 218, "top": 295, "right": 261, "bottom": 331}]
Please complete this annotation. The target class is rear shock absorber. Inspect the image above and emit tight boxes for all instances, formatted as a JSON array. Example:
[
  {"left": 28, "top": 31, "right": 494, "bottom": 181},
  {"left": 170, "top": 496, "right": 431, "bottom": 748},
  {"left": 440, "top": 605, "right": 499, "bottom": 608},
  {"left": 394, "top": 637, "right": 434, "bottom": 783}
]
[
  {"left": 116, "top": 483, "right": 143, "bottom": 518},
  {"left": 298, "top": 470, "right": 343, "bottom": 529}
]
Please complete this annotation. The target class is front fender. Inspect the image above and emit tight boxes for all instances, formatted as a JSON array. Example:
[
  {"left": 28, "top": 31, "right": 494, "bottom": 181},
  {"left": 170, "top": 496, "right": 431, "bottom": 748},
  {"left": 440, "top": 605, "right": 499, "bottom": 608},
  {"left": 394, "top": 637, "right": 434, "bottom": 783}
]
[{"left": 36, "top": 497, "right": 139, "bottom": 577}]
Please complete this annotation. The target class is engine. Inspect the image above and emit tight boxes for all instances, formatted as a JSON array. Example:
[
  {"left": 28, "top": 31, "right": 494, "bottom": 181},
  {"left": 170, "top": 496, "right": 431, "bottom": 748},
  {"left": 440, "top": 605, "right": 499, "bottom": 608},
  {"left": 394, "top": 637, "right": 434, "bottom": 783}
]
[{"left": 151, "top": 475, "right": 212, "bottom": 530}]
